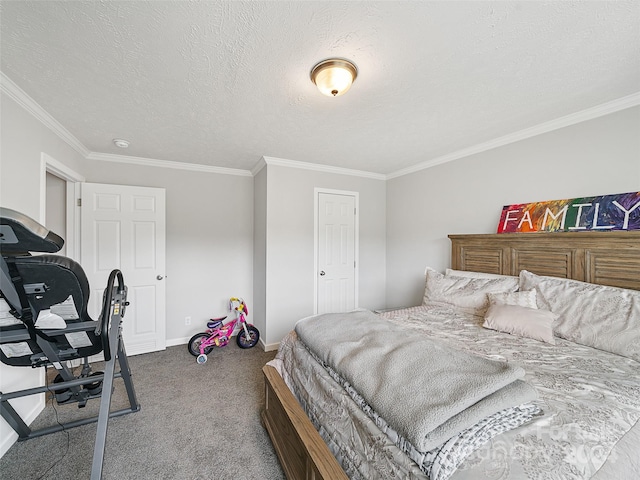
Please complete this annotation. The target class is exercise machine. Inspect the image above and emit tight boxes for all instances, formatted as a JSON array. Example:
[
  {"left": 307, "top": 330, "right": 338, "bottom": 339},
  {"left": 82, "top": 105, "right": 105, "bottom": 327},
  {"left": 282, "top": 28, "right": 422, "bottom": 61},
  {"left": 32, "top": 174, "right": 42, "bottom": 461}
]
[{"left": 0, "top": 207, "right": 140, "bottom": 479}]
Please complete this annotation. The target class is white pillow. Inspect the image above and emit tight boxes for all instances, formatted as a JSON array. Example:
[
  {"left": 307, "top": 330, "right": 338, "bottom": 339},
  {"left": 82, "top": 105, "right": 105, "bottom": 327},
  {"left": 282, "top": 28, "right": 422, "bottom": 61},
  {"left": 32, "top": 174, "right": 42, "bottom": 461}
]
[
  {"left": 483, "top": 304, "right": 556, "bottom": 344},
  {"left": 519, "top": 270, "right": 640, "bottom": 362},
  {"left": 423, "top": 268, "right": 519, "bottom": 316},
  {"left": 445, "top": 268, "right": 516, "bottom": 280},
  {"left": 488, "top": 290, "right": 537, "bottom": 309}
]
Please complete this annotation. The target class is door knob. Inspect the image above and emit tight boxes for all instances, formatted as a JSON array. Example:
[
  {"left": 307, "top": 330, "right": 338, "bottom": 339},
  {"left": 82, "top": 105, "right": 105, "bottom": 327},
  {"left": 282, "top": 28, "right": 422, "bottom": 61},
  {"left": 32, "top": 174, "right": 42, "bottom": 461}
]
[
  {"left": 319, "top": 271, "right": 325, "bottom": 276},
  {"left": 156, "top": 275, "right": 164, "bottom": 280}
]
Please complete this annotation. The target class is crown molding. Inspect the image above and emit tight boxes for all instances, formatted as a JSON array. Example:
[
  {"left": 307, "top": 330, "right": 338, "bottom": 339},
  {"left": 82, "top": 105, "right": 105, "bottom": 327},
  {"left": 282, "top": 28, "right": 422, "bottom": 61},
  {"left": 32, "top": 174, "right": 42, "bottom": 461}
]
[
  {"left": 387, "top": 92, "right": 640, "bottom": 180},
  {"left": 262, "top": 156, "right": 386, "bottom": 181},
  {"left": 251, "top": 157, "right": 267, "bottom": 176},
  {"left": 86, "top": 152, "right": 253, "bottom": 176},
  {"left": 0, "top": 71, "right": 91, "bottom": 158}
]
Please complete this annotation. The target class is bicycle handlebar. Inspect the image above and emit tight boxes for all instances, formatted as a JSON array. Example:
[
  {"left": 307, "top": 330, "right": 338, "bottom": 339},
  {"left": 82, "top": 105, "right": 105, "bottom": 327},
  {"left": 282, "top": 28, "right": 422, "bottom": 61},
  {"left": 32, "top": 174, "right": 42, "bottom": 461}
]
[{"left": 229, "top": 297, "right": 248, "bottom": 315}]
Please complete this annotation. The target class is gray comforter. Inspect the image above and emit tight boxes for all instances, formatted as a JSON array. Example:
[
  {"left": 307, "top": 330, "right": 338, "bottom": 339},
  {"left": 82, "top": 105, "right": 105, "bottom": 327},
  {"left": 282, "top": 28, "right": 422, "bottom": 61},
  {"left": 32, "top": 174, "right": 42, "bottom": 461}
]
[{"left": 294, "top": 309, "right": 537, "bottom": 451}]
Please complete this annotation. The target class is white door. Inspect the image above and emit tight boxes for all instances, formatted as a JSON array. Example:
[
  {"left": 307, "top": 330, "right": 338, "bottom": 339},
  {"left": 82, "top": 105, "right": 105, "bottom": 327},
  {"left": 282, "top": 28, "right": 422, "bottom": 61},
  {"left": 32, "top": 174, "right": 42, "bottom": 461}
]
[
  {"left": 316, "top": 191, "right": 358, "bottom": 314},
  {"left": 81, "top": 183, "right": 166, "bottom": 355}
]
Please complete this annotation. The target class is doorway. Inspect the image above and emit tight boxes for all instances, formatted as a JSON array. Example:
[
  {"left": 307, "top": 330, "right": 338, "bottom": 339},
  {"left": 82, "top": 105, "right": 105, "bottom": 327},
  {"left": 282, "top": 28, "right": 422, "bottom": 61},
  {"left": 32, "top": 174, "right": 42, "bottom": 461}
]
[
  {"left": 45, "top": 172, "right": 66, "bottom": 255},
  {"left": 40, "top": 153, "right": 83, "bottom": 260}
]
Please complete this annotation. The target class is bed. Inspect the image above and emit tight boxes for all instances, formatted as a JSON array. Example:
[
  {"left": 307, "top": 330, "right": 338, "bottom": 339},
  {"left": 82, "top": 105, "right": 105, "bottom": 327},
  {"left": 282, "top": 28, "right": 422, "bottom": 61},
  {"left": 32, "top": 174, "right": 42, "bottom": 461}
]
[{"left": 261, "top": 231, "right": 640, "bottom": 480}]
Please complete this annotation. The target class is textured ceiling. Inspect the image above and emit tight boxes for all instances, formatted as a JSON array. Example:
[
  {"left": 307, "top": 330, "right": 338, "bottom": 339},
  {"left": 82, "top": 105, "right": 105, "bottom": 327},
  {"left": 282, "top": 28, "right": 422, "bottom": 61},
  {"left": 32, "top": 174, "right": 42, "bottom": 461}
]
[{"left": 1, "top": 1, "right": 639, "bottom": 175}]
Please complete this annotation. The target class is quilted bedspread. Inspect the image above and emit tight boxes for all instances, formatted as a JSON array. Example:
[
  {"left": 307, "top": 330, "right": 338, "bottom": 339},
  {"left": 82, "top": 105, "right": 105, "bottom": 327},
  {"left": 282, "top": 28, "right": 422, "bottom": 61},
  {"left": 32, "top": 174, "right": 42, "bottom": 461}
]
[{"left": 294, "top": 309, "right": 537, "bottom": 452}]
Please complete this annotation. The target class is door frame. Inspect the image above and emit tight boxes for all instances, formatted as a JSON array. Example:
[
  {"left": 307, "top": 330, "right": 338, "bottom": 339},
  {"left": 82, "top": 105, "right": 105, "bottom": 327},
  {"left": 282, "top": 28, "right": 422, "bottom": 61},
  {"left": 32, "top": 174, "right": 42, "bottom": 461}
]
[
  {"left": 27, "top": 153, "right": 84, "bottom": 428},
  {"left": 313, "top": 188, "right": 359, "bottom": 314},
  {"left": 39, "top": 153, "right": 84, "bottom": 260}
]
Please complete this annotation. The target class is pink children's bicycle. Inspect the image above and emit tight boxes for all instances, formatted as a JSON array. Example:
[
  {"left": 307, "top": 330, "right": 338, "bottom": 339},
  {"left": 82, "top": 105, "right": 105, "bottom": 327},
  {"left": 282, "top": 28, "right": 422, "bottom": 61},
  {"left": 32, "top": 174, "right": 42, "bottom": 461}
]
[{"left": 187, "top": 297, "right": 260, "bottom": 364}]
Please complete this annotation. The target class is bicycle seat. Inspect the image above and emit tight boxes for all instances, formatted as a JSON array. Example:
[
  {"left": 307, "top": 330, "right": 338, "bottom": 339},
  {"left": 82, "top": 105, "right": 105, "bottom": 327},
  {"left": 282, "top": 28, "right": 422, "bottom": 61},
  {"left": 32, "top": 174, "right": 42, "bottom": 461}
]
[{"left": 207, "top": 317, "right": 226, "bottom": 329}]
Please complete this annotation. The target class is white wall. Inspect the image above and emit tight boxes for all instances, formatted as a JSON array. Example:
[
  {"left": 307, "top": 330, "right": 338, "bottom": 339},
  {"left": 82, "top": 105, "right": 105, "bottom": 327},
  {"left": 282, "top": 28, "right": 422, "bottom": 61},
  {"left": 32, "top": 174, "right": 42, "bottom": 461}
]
[
  {"left": 386, "top": 106, "right": 640, "bottom": 308},
  {"left": 262, "top": 163, "right": 386, "bottom": 345},
  {"left": 0, "top": 93, "right": 87, "bottom": 456},
  {"left": 252, "top": 167, "right": 268, "bottom": 344},
  {"left": 81, "top": 161, "right": 254, "bottom": 344}
]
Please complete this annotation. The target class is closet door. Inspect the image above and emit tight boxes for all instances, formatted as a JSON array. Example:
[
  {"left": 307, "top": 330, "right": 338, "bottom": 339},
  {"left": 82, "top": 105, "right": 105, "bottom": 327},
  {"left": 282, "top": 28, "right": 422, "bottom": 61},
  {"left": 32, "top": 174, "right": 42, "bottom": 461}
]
[{"left": 316, "top": 191, "right": 357, "bottom": 314}]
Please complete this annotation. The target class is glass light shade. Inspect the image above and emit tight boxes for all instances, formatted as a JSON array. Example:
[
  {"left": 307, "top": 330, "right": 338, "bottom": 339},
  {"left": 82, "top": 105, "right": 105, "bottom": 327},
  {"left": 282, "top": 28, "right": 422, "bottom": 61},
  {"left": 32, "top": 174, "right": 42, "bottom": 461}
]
[{"left": 310, "top": 59, "right": 358, "bottom": 97}]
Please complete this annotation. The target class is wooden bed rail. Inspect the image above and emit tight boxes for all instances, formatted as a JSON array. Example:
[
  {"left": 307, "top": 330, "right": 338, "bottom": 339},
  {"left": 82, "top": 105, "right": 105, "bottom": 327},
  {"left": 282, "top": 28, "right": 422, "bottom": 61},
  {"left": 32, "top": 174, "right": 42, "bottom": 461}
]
[{"left": 262, "top": 365, "right": 348, "bottom": 480}]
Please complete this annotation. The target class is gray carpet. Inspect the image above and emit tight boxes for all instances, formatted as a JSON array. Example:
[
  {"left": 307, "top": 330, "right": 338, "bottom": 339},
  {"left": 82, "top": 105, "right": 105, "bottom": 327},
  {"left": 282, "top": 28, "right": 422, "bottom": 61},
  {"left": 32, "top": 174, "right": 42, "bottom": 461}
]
[{"left": 0, "top": 343, "right": 285, "bottom": 480}]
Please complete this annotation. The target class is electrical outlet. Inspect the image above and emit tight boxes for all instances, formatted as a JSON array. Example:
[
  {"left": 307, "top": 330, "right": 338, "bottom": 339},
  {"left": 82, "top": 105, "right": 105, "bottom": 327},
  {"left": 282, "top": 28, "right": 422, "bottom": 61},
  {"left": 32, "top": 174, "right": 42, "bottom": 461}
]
[{"left": 185, "top": 316, "right": 191, "bottom": 326}]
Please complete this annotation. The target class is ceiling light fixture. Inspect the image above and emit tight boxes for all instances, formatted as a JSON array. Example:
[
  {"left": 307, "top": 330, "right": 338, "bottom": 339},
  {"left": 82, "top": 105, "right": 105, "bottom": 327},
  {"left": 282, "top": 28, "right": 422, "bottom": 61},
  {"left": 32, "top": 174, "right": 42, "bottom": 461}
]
[
  {"left": 310, "top": 58, "right": 358, "bottom": 97},
  {"left": 113, "top": 138, "right": 130, "bottom": 148}
]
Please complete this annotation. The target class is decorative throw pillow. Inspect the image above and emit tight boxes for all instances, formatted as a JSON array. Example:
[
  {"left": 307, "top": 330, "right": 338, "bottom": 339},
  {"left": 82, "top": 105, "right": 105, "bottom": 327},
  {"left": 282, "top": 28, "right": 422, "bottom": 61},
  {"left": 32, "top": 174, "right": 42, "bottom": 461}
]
[
  {"left": 488, "top": 290, "right": 537, "bottom": 309},
  {"left": 423, "top": 268, "right": 519, "bottom": 316},
  {"left": 445, "top": 268, "right": 517, "bottom": 280},
  {"left": 519, "top": 270, "right": 640, "bottom": 362},
  {"left": 483, "top": 304, "right": 556, "bottom": 344}
]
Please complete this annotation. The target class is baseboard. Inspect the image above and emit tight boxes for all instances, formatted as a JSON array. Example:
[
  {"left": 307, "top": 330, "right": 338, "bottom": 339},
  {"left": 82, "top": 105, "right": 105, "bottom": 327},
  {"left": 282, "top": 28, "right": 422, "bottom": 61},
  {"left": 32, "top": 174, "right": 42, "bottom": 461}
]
[
  {"left": 261, "top": 339, "right": 280, "bottom": 352},
  {"left": 0, "top": 393, "right": 45, "bottom": 458},
  {"left": 166, "top": 337, "right": 189, "bottom": 347}
]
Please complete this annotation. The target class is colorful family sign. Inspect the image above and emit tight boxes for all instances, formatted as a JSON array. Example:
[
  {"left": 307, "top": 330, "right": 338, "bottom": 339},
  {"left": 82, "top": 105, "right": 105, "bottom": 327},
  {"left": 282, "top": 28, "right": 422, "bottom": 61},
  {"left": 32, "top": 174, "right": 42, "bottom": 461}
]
[{"left": 497, "top": 191, "right": 640, "bottom": 233}]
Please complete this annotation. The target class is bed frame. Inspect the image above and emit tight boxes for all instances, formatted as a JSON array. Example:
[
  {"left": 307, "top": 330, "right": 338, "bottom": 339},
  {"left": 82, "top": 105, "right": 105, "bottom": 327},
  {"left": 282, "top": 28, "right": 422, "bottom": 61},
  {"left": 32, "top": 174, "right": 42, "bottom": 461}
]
[
  {"left": 449, "top": 231, "right": 640, "bottom": 290},
  {"left": 262, "top": 231, "right": 640, "bottom": 480}
]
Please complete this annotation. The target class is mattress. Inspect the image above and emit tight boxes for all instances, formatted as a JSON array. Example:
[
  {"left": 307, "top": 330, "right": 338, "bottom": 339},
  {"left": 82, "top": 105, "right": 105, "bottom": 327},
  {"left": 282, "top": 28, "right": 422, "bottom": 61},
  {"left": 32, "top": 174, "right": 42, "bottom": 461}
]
[{"left": 268, "top": 303, "right": 640, "bottom": 480}]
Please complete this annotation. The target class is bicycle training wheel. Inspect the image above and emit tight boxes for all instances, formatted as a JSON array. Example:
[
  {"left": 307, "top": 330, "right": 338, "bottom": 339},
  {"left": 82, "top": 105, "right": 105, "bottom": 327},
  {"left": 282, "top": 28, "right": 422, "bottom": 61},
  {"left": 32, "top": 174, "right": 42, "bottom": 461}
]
[
  {"left": 236, "top": 326, "right": 260, "bottom": 349},
  {"left": 187, "top": 333, "right": 214, "bottom": 357},
  {"left": 196, "top": 354, "right": 208, "bottom": 365}
]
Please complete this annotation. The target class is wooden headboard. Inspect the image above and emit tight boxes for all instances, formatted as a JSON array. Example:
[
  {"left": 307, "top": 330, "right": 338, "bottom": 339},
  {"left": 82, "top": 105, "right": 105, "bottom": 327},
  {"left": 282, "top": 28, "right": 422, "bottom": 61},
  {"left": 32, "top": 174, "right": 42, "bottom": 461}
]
[{"left": 449, "top": 231, "right": 640, "bottom": 291}]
